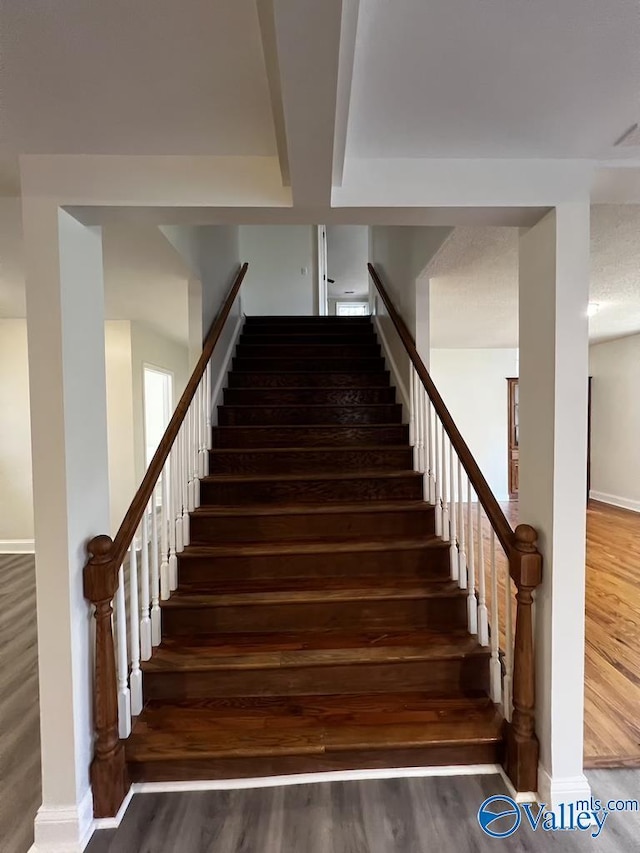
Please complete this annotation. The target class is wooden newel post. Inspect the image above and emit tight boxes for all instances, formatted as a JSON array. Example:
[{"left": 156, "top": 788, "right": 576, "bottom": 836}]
[
  {"left": 84, "top": 534, "right": 129, "bottom": 818},
  {"left": 505, "top": 523, "right": 543, "bottom": 792}
]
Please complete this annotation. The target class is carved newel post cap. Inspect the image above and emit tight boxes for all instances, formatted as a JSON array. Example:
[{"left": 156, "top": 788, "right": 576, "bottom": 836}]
[
  {"left": 514, "top": 524, "right": 538, "bottom": 552},
  {"left": 84, "top": 535, "right": 118, "bottom": 603},
  {"left": 88, "top": 534, "right": 114, "bottom": 563}
]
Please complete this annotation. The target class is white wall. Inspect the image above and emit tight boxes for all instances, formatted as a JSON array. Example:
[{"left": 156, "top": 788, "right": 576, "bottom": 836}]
[
  {"left": 239, "top": 225, "right": 316, "bottom": 315},
  {"left": 370, "top": 226, "right": 451, "bottom": 393},
  {"left": 0, "top": 320, "right": 33, "bottom": 543},
  {"left": 160, "top": 224, "right": 241, "bottom": 332},
  {"left": 0, "top": 318, "right": 189, "bottom": 541},
  {"left": 104, "top": 322, "right": 136, "bottom": 533},
  {"left": 589, "top": 333, "right": 640, "bottom": 511},
  {"left": 430, "top": 348, "right": 518, "bottom": 501}
]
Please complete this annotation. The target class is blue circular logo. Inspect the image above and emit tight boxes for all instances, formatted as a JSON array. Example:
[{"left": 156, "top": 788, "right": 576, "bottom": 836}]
[{"left": 478, "top": 795, "right": 521, "bottom": 838}]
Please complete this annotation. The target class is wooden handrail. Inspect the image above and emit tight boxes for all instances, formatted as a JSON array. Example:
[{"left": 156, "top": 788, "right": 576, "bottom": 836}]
[
  {"left": 368, "top": 263, "right": 515, "bottom": 555},
  {"left": 109, "top": 262, "right": 248, "bottom": 569},
  {"left": 84, "top": 261, "right": 247, "bottom": 818},
  {"left": 369, "top": 262, "right": 542, "bottom": 794}
]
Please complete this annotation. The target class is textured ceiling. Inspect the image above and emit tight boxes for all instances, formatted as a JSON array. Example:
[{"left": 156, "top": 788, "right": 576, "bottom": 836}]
[
  {"left": 0, "top": 0, "right": 276, "bottom": 156},
  {"left": 347, "top": 0, "right": 639, "bottom": 159},
  {"left": 430, "top": 207, "right": 640, "bottom": 347},
  {"left": 430, "top": 228, "right": 519, "bottom": 348}
]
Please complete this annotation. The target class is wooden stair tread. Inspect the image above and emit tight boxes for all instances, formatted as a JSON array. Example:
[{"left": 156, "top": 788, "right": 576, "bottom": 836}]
[
  {"left": 175, "top": 575, "right": 451, "bottom": 596},
  {"left": 126, "top": 694, "right": 502, "bottom": 762},
  {"left": 191, "top": 500, "right": 431, "bottom": 517},
  {"left": 214, "top": 422, "right": 405, "bottom": 428},
  {"left": 202, "top": 470, "right": 421, "bottom": 485},
  {"left": 180, "top": 536, "right": 447, "bottom": 559},
  {"left": 161, "top": 581, "right": 464, "bottom": 609},
  {"left": 143, "top": 630, "right": 487, "bottom": 673}
]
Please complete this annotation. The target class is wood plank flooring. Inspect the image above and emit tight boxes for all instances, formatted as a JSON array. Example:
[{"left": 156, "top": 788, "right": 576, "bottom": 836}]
[
  {"left": 478, "top": 499, "right": 640, "bottom": 767},
  {"left": 583, "top": 501, "right": 640, "bottom": 767},
  {"left": 0, "top": 554, "right": 41, "bottom": 853},
  {"left": 85, "top": 770, "right": 640, "bottom": 852}
]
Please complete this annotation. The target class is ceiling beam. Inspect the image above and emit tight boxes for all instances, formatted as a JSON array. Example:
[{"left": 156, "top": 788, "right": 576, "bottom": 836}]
[
  {"left": 332, "top": 0, "right": 360, "bottom": 187},
  {"left": 273, "top": 0, "right": 343, "bottom": 207},
  {"left": 256, "top": 0, "right": 291, "bottom": 187}
]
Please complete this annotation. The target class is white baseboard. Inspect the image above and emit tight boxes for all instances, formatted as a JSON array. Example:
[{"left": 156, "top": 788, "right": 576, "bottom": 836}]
[
  {"left": 589, "top": 490, "right": 640, "bottom": 513},
  {"left": 210, "top": 313, "right": 244, "bottom": 427},
  {"left": 93, "top": 787, "right": 134, "bottom": 832},
  {"left": 372, "top": 316, "right": 410, "bottom": 414},
  {"left": 31, "top": 764, "right": 508, "bottom": 848},
  {"left": 0, "top": 538, "right": 35, "bottom": 553},
  {"left": 30, "top": 787, "right": 94, "bottom": 853},
  {"left": 537, "top": 764, "right": 591, "bottom": 809},
  {"left": 132, "top": 763, "right": 503, "bottom": 796}
]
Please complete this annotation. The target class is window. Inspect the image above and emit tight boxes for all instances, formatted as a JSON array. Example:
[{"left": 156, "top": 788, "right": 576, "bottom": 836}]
[
  {"left": 143, "top": 366, "right": 173, "bottom": 467},
  {"left": 336, "top": 302, "right": 369, "bottom": 316}
]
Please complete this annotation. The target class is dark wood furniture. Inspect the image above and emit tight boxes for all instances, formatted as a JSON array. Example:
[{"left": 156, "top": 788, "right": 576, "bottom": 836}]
[{"left": 507, "top": 377, "right": 519, "bottom": 500}]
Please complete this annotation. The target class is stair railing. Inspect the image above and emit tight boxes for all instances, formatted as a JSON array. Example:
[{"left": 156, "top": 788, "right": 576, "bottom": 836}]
[
  {"left": 368, "top": 264, "right": 542, "bottom": 794},
  {"left": 83, "top": 263, "right": 248, "bottom": 817}
]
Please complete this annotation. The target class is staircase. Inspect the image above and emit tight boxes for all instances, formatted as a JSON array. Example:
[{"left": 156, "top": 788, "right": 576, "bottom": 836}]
[{"left": 125, "top": 315, "right": 504, "bottom": 782}]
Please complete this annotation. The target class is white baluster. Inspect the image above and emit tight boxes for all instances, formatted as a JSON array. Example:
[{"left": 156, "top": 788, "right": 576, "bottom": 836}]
[
  {"left": 416, "top": 382, "right": 424, "bottom": 474},
  {"left": 441, "top": 426, "right": 450, "bottom": 541},
  {"left": 427, "top": 399, "right": 436, "bottom": 504},
  {"left": 115, "top": 564, "right": 132, "bottom": 738},
  {"left": 457, "top": 460, "right": 468, "bottom": 589},
  {"left": 150, "top": 489, "right": 161, "bottom": 646},
  {"left": 434, "top": 418, "right": 442, "bottom": 536},
  {"left": 466, "top": 479, "right": 478, "bottom": 634},
  {"left": 489, "top": 529, "right": 502, "bottom": 703},
  {"left": 128, "top": 541, "right": 143, "bottom": 716},
  {"left": 174, "top": 429, "right": 184, "bottom": 553},
  {"left": 476, "top": 502, "right": 489, "bottom": 646},
  {"left": 204, "top": 361, "right": 212, "bottom": 475},
  {"left": 504, "top": 558, "right": 513, "bottom": 721},
  {"left": 182, "top": 422, "right": 190, "bottom": 546},
  {"left": 139, "top": 510, "right": 152, "bottom": 661},
  {"left": 198, "top": 379, "right": 206, "bottom": 479},
  {"left": 160, "top": 465, "right": 170, "bottom": 600},
  {"left": 449, "top": 440, "right": 458, "bottom": 582},
  {"left": 192, "top": 394, "right": 201, "bottom": 509},
  {"left": 168, "top": 447, "right": 178, "bottom": 589},
  {"left": 409, "top": 365, "right": 415, "bottom": 449},
  {"left": 187, "top": 407, "right": 196, "bottom": 513}
]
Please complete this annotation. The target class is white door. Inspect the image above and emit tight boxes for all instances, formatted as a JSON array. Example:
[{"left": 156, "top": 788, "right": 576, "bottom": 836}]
[{"left": 317, "top": 225, "right": 329, "bottom": 315}]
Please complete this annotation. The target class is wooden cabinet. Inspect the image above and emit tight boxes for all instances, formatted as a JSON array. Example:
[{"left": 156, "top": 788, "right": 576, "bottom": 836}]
[
  {"left": 507, "top": 378, "right": 519, "bottom": 500},
  {"left": 507, "top": 376, "right": 592, "bottom": 502}
]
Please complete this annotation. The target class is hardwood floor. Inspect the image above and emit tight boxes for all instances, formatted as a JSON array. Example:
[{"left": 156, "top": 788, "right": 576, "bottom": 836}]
[
  {"left": 584, "top": 501, "right": 640, "bottom": 767},
  {"left": 85, "top": 770, "right": 640, "bottom": 852},
  {"left": 485, "top": 499, "right": 640, "bottom": 767},
  {"left": 0, "top": 554, "right": 41, "bottom": 853}
]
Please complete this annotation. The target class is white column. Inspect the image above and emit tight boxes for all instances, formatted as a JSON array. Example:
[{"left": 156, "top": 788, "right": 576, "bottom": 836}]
[
  {"left": 23, "top": 200, "right": 110, "bottom": 850},
  {"left": 518, "top": 203, "right": 590, "bottom": 807}
]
